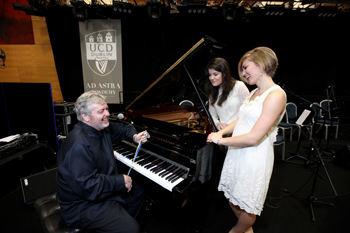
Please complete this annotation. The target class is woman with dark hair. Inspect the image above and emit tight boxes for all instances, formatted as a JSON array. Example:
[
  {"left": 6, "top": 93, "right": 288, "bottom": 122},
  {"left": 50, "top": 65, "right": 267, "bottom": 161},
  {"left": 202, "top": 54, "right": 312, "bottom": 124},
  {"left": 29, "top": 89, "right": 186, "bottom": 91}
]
[
  {"left": 204, "top": 57, "right": 249, "bottom": 131},
  {"left": 207, "top": 47, "right": 286, "bottom": 233}
]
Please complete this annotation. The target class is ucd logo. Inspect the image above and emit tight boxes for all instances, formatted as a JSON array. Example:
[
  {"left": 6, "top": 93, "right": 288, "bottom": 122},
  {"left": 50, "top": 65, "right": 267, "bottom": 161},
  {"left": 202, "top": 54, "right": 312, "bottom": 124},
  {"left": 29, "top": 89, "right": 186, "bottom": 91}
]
[{"left": 85, "top": 30, "right": 117, "bottom": 76}]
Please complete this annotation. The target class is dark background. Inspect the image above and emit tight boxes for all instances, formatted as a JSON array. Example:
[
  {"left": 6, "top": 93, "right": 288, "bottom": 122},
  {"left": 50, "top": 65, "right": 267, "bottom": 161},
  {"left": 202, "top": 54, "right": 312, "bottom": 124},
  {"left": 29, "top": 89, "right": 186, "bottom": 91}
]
[
  {"left": 0, "top": 83, "right": 59, "bottom": 151},
  {"left": 1, "top": 4, "right": 349, "bottom": 233},
  {"left": 45, "top": 7, "right": 350, "bottom": 122}
]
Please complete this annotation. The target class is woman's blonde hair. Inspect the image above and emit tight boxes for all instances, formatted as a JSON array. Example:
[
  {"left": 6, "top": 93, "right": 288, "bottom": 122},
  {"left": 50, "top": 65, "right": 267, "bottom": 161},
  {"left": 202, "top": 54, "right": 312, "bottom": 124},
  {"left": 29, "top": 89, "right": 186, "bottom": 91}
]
[{"left": 238, "top": 47, "right": 278, "bottom": 83}]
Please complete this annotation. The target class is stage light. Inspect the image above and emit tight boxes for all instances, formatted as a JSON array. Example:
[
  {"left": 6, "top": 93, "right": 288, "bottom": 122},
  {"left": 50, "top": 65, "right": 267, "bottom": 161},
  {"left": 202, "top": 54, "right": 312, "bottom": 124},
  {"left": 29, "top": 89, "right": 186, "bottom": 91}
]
[
  {"left": 148, "top": 6, "right": 162, "bottom": 18},
  {"left": 71, "top": 0, "right": 88, "bottom": 21},
  {"left": 265, "top": 4, "right": 285, "bottom": 17},
  {"left": 316, "top": 7, "right": 338, "bottom": 18},
  {"left": 222, "top": 2, "right": 238, "bottom": 21},
  {"left": 187, "top": 3, "right": 207, "bottom": 14},
  {"left": 147, "top": 0, "right": 163, "bottom": 19},
  {"left": 72, "top": 6, "right": 88, "bottom": 21},
  {"left": 70, "top": 0, "right": 85, "bottom": 6},
  {"left": 12, "top": 3, "right": 46, "bottom": 16},
  {"left": 113, "top": 0, "right": 134, "bottom": 14},
  {"left": 169, "top": 0, "right": 179, "bottom": 15}
]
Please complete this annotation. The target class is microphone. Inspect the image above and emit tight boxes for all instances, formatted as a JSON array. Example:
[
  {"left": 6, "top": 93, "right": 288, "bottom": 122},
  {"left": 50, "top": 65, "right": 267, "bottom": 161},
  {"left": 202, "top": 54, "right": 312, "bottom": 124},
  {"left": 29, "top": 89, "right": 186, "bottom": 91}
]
[
  {"left": 115, "top": 112, "right": 133, "bottom": 124},
  {"left": 117, "top": 113, "right": 125, "bottom": 120}
]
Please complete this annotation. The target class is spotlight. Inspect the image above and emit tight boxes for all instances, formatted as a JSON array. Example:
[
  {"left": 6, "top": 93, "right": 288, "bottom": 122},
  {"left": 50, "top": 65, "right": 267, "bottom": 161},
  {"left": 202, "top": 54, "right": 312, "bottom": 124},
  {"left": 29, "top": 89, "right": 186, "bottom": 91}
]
[
  {"left": 12, "top": 3, "right": 45, "bottom": 16},
  {"left": 113, "top": 0, "right": 134, "bottom": 14},
  {"left": 187, "top": 3, "right": 207, "bottom": 14},
  {"left": 169, "top": 0, "right": 179, "bottom": 15},
  {"left": 147, "top": 0, "right": 163, "bottom": 19},
  {"left": 316, "top": 7, "right": 338, "bottom": 18},
  {"left": 222, "top": 2, "right": 238, "bottom": 21},
  {"left": 71, "top": 0, "right": 88, "bottom": 21},
  {"left": 70, "top": 0, "right": 85, "bottom": 6},
  {"left": 0, "top": 49, "right": 6, "bottom": 67},
  {"left": 72, "top": 6, "right": 88, "bottom": 21},
  {"left": 265, "top": 4, "right": 285, "bottom": 17},
  {"left": 148, "top": 6, "right": 162, "bottom": 19}
]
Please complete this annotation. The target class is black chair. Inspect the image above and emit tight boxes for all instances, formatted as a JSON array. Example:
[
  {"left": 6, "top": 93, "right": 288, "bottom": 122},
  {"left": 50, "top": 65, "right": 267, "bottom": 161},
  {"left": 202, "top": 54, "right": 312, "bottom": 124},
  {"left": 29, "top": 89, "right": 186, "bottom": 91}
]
[
  {"left": 34, "top": 192, "right": 85, "bottom": 233},
  {"left": 285, "top": 102, "right": 299, "bottom": 139},
  {"left": 278, "top": 110, "right": 294, "bottom": 141},
  {"left": 21, "top": 168, "right": 86, "bottom": 233},
  {"left": 316, "top": 99, "right": 339, "bottom": 140},
  {"left": 274, "top": 135, "right": 286, "bottom": 160},
  {"left": 179, "top": 100, "right": 194, "bottom": 106}
]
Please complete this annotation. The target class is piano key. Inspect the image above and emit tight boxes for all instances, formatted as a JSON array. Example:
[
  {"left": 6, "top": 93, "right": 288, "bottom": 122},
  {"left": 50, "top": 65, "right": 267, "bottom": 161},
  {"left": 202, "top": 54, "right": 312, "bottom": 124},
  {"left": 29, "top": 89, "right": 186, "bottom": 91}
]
[
  {"left": 154, "top": 162, "right": 171, "bottom": 173},
  {"left": 166, "top": 168, "right": 182, "bottom": 181},
  {"left": 144, "top": 158, "right": 161, "bottom": 169},
  {"left": 138, "top": 156, "right": 154, "bottom": 166},
  {"left": 169, "top": 169, "right": 186, "bottom": 182},
  {"left": 169, "top": 174, "right": 181, "bottom": 183},
  {"left": 114, "top": 142, "right": 187, "bottom": 192},
  {"left": 159, "top": 165, "right": 175, "bottom": 177},
  {"left": 151, "top": 161, "right": 167, "bottom": 173}
]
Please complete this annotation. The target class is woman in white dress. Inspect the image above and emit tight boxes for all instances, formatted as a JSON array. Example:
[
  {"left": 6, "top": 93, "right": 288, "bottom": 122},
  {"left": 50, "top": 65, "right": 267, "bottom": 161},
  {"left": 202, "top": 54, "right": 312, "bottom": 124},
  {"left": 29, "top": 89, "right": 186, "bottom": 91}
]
[
  {"left": 207, "top": 47, "right": 286, "bottom": 233},
  {"left": 204, "top": 58, "right": 249, "bottom": 131}
]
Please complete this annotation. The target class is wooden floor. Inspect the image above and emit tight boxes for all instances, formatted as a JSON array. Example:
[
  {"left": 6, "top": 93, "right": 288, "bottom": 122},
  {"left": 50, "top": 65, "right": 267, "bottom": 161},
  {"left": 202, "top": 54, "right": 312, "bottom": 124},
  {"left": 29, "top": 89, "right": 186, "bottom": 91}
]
[{"left": 1, "top": 124, "right": 349, "bottom": 233}]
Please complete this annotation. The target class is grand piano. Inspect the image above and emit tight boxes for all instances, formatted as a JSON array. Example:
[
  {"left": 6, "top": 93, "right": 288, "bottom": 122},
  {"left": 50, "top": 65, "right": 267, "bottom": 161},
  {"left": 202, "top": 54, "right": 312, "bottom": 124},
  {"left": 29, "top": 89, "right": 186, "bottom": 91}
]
[{"left": 112, "top": 36, "right": 222, "bottom": 200}]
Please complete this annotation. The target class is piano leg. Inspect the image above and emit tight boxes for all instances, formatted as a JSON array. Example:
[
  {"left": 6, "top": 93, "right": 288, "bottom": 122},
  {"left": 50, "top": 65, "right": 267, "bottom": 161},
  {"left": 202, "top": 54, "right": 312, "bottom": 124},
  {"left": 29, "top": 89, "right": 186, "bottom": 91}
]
[{"left": 181, "top": 180, "right": 202, "bottom": 208}]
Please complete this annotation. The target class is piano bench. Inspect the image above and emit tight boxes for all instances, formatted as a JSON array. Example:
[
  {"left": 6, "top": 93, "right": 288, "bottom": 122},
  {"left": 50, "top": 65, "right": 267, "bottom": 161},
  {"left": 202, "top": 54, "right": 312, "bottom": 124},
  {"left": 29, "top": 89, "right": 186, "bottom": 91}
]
[{"left": 33, "top": 192, "right": 87, "bottom": 233}]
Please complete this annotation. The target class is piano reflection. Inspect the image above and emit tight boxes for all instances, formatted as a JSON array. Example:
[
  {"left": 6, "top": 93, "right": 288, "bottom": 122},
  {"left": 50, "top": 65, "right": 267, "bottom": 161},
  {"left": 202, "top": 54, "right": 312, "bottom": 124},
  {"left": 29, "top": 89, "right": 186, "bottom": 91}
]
[{"left": 112, "top": 36, "right": 223, "bottom": 199}]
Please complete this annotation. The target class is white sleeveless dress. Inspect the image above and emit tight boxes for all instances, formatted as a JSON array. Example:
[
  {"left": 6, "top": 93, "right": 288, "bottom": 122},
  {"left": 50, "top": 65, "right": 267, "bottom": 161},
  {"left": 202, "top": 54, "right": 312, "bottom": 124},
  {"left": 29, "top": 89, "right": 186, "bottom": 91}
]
[{"left": 218, "top": 85, "right": 286, "bottom": 216}]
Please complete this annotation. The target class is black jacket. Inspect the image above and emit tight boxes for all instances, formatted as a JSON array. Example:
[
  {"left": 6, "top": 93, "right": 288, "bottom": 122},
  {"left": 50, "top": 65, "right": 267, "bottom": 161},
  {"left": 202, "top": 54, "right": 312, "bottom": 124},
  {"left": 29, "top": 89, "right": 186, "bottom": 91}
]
[{"left": 56, "top": 121, "right": 137, "bottom": 227}]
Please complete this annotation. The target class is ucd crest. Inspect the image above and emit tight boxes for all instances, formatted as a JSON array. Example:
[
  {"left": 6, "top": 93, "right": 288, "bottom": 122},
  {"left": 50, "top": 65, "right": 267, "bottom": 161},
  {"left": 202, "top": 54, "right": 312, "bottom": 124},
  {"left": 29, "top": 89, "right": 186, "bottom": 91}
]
[{"left": 85, "top": 30, "right": 117, "bottom": 76}]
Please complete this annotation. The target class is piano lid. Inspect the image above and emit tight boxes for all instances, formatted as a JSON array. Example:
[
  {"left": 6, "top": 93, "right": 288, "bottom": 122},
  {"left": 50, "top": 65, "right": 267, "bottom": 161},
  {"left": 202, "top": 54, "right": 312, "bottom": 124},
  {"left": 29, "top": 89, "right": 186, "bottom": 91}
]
[
  {"left": 125, "top": 67, "right": 185, "bottom": 111},
  {"left": 124, "top": 35, "right": 224, "bottom": 113}
]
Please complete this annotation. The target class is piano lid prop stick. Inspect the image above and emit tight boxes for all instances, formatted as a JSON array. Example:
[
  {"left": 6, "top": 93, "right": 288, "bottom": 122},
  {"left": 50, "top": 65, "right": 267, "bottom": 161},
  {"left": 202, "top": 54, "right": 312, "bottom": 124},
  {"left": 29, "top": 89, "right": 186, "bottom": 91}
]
[{"left": 127, "top": 140, "right": 142, "bottom": 176}]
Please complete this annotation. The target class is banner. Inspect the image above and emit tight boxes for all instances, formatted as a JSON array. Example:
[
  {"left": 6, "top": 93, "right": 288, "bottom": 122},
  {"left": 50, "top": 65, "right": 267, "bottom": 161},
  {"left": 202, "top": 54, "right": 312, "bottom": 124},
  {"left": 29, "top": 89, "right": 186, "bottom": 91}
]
[{"left": 79, "top": 19, "right": 123, "bottom": 103}]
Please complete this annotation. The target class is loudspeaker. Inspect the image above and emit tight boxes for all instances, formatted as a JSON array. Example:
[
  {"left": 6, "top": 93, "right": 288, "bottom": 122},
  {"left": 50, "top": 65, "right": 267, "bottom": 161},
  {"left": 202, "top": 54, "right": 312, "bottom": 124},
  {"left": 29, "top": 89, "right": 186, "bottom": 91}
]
[
  {"left": 20, "top": 167, "right": 57, "bottom": 204},
  {"left": 334, "top": 144, "right": 350, "bottom": 167}
]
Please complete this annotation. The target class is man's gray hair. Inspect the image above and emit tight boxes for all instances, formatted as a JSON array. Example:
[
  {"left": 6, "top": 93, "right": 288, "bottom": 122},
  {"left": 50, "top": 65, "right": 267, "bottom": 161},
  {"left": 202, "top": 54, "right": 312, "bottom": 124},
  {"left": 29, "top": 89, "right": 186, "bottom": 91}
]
[{"left": 74, "top": 91, "right": 107, "bottom": 121}]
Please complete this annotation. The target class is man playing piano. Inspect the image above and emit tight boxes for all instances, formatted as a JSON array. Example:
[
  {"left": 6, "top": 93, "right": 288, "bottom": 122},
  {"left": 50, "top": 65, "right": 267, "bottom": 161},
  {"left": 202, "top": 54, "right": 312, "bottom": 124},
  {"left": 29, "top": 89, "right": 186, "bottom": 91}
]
[{"left": 56, "top": 91, "right": 148, "bottom": 233}]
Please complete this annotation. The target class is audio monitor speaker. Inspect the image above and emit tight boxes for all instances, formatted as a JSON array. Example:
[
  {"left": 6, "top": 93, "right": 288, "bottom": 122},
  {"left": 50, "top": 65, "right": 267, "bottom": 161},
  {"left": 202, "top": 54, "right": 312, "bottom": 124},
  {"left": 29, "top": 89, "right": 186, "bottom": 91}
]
[{"left": 20, "top": 167, "right": 57, "bottom": 204}]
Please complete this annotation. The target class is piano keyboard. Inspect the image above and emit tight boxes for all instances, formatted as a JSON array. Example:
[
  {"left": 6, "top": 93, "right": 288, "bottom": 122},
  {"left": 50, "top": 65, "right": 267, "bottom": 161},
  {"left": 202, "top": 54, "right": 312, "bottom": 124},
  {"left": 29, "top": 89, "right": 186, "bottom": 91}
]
[{"left": 114, "top": 141, "right": 189, "bottom": 192}]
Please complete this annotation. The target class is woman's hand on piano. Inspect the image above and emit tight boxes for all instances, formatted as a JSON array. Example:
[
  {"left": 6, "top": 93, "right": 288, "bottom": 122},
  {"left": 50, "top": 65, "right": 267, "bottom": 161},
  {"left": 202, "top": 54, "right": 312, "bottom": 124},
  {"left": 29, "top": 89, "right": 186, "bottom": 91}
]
[
  {"left": 207, "top": 132, "right": 222, "bottom": 145},
  {"left": 216, "top": 122, "right": 228, "bottom": 130},
  {"left": 123, "top": 174, "right": 133, "bottom": 193},
  {"left": 133, "top": 131, "right": 149, "bottom": 144}
]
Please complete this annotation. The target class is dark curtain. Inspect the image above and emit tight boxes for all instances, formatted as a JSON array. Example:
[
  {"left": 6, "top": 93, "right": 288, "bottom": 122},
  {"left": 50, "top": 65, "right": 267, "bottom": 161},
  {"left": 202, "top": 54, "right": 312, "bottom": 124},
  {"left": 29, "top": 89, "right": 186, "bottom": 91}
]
[{"left": 46, "top": 9, "right": 350, "bottom": 119}]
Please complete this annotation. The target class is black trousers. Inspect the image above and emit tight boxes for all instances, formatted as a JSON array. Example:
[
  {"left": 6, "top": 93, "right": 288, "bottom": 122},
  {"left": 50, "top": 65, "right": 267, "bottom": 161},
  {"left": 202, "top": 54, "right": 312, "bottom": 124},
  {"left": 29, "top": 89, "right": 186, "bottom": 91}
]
[{"left": 81, "top": 183, "right": 146, "bottom": 233}]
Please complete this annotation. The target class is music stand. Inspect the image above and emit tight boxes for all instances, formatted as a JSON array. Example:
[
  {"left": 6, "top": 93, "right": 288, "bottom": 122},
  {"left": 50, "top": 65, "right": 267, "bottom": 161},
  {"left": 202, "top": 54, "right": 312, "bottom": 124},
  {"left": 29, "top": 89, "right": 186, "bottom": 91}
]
[{"left": 285, "top": 109, "right": 312, "bottom": 163}]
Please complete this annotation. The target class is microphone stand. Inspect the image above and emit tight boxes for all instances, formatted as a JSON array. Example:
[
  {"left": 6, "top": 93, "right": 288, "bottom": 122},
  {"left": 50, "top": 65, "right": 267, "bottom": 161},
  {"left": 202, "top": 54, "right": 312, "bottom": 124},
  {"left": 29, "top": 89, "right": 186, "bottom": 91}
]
[
  {"left": 283, "top": 132, "right": 337, "bottom": 222},
  {"left": 316, "top": 85, "right": 338, "bottom": 158},
  {"left": 279, "top": 84, "right": 327, "bottom": 181},
  {"left": 278, "top": 83, "right": 338, "bottom": 221}
]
